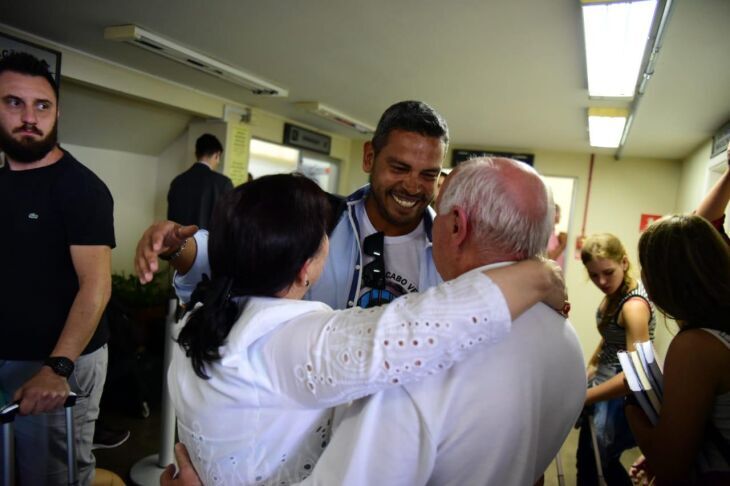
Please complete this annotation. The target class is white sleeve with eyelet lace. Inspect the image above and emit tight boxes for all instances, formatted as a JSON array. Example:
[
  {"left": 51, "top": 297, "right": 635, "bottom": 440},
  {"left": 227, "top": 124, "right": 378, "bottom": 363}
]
[{"left": 253, "top": 269, "right": 511, "bottom": 408}]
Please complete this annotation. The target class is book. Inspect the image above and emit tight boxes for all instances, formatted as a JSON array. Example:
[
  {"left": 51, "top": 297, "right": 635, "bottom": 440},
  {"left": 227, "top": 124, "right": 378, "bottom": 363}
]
[
  {"left": 618, "top": 351, "right": 659, "bottom": 425},
  {"left": 618, "top": 341, "right": 664, "bottom": 425},
  {"left": 636, "top": 341, "right": 664, "bottom": 399}
]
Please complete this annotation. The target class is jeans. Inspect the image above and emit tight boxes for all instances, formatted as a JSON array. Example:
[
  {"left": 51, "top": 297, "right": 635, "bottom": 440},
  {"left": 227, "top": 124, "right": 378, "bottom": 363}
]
[
  {"left": 576, "top": 396, "right": 636, "bottom": 486},
  {"left": 0, "top": 345, "right": 108, "bottom": 486}
]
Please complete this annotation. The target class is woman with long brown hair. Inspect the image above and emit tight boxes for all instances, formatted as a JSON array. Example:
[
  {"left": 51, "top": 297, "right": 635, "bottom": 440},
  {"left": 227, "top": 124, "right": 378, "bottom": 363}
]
[{"left": 625, "top": 215, "right": 730, "bottom": 484}]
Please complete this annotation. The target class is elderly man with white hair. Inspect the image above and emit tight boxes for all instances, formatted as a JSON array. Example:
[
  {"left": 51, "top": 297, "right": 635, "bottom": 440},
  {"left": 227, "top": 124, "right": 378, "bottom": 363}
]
[{"left": 302, "top": 157, "right": 586, "bottom": 486}]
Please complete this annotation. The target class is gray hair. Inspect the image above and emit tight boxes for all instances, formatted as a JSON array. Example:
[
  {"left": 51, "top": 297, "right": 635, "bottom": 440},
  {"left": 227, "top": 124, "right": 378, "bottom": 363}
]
[{"left": 437, "top": 158, "right": 554, "bottom": 259}]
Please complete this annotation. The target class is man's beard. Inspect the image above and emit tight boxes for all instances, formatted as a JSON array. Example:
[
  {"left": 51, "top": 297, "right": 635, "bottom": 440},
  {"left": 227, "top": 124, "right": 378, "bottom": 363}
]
[{"left": 0, "top": 122, "right": 58, "bottom": 163}]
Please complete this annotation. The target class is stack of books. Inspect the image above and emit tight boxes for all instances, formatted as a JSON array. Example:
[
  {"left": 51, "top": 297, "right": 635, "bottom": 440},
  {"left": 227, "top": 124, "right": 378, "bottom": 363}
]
[{"left": 618, "top": 341, "right": 664, "bottom": 425}]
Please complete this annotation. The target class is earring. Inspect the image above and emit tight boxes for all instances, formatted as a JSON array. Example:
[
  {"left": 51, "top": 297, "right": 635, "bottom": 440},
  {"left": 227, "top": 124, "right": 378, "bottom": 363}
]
[{"left": 305, "top": 279, "right": 310, "bottom": 287}]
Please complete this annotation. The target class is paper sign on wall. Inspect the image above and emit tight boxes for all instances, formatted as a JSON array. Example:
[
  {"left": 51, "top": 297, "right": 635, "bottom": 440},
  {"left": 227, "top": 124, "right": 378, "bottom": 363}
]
[
  {"left": 639, "top": 214, "right": 662, "bottom": 232},
  {"left": 225, "top": 122, "right": 251, "bottom": 187}
]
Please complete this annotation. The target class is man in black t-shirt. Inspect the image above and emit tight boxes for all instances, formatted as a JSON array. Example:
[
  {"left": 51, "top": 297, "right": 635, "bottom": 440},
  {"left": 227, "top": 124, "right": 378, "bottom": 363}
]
[{"left": 0, "top": 53, "right": 115, "bottom": 485}]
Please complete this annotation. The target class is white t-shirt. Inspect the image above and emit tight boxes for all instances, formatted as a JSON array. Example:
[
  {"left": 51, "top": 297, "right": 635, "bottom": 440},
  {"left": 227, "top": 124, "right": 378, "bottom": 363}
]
[{"left": 356, "top": 203, "right": 427, "bottom": 308}]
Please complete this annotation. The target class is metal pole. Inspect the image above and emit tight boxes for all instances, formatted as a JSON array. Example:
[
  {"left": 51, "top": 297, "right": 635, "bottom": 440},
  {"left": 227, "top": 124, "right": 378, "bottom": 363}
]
[
  {"left": 130, "top": 297, "right": 178, "bottom": 485},
  {"left": 554, "top": 449, "right": 566, "bottom": 486},
  {"left": 588, "top": 417, "right": 608, "bottom": 486},
  {"left": 1, "top": 402, "right": 20, "bottom": 486},
  {"left": 64, "top": 394, "right": 79, "bottom": 486},
  {"left": 2, "top": 422, "right": 13, "bottom": 486},
  {"left": 158, "top": 297, "right": 178, "bottom": 467}
]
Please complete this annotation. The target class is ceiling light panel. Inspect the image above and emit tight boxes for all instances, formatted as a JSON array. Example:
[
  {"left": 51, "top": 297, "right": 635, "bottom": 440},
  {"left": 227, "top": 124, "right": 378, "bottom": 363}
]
[
  {"left": 587, "top": 107, "right": 629, "bottom": 148},
  {"left": 581, "top": 0, "right": 657, "bottom": 98}
]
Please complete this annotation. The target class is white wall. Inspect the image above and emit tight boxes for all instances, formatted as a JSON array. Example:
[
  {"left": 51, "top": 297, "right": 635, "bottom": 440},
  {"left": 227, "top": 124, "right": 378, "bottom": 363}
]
[
  {"left": 155, "top": 133, "right": 189, "bottom": 222},
  {"left": 63, "top": 144, "right": 158, "bottom": 274}
]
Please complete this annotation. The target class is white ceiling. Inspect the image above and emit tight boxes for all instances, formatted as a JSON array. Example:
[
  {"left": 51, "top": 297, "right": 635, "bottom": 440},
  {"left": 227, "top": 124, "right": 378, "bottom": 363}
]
[{"left": 1, "top": 0, "right": 729, "bottom": 160}]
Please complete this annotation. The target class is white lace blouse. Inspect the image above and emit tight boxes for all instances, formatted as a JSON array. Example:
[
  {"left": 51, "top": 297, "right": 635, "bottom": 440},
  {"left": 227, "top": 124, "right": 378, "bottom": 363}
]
[{"left": 168, "top": 267, "right": 511, "bottom": 485}]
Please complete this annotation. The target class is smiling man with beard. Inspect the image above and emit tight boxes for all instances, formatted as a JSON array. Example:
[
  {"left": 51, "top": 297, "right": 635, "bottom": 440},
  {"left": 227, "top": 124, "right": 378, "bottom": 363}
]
[
  {"left": 137, "top": 101, "right": 450, "bottom": 312},
  {"left": 0, "top": 52, "right": 115, "bottom": 485}
]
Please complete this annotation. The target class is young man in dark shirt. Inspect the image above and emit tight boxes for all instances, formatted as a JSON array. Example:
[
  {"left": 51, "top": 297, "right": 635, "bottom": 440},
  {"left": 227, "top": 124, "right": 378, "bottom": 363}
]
[{"left": 0, "top": 52, "right": 115, "bottom": 485}]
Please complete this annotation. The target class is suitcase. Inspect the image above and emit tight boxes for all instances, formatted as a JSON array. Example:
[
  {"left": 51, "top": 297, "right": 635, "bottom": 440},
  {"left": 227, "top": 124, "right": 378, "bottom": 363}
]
[{"left": 1, "top": 393, "right": 78, "bottom": 486}]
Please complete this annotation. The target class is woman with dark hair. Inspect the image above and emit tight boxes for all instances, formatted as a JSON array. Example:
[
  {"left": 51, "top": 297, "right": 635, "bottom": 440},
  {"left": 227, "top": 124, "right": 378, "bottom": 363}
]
[
  {"left": 625, "top": 214, "right": 730, "bottom": 484},
  {"left": 168, "top": 173, "right": 567, "bottom": 485}
]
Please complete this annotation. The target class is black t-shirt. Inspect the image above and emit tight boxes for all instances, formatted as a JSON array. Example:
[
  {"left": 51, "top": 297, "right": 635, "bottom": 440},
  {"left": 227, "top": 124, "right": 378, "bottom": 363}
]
[{"left": 0, "top": 150, "right": 115, "bottom": 360}]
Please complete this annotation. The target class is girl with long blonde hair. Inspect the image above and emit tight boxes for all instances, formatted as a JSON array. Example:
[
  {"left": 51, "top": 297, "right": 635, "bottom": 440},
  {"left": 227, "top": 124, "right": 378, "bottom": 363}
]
[{"left": 576, "top": 233, "right": 656, "bottom": 485}]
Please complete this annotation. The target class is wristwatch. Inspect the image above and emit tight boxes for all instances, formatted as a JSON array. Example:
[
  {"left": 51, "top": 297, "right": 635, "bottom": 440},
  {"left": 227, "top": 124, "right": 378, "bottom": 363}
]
[{"left": 43, "top": 356, "right": 75, "bottom": 378}]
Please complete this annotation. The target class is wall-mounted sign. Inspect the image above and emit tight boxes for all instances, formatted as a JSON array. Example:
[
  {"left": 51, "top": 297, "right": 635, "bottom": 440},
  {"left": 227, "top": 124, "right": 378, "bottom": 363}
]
[
  {"left": 283, "top": 123, "right": 331, "bottom": 155},
  {"left": 711, "top": 120, "right": 730, "bottom": 158},
  {"left": 0, "top": 31, "right": 62, "bottom": 87},
  {"left": 639, "top": 213, "right": 662, "bottom": 232},
  {"left": 225, "top": 122, "right": 251, "bottom": 187},
  {"left": 452, "top": 149, "right": 534, "bottom": 167}
]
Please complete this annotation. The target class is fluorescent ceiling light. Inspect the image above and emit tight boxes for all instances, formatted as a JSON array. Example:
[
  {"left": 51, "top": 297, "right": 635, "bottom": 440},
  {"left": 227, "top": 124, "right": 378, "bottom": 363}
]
[
  {"left": 104, "top": 25, "right": 287, "bottom": 97},
  {"left": 581, "top": 0, "right": 657, "bottom": 98},
  {"left": 588, "top": 107, "right": 628, "bottom": 148},
  {"left": 295, "top": 102, "right": 375, "bottom": 134}
]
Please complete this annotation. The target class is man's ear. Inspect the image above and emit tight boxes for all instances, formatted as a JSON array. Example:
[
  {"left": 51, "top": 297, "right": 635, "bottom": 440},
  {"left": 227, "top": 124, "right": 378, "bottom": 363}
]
[
  {"left": 362, "top": 141, "right": 375, "bottom": 174},
  {"left": 451, "top": 206, "right": 470, "bottom": 247}
]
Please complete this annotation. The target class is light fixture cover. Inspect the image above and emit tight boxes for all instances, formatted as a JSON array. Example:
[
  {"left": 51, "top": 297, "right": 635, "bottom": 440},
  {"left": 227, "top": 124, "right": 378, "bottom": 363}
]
[
  {"left": 295, "top": 102, "right": 375, "bottom": 134},
  {"left": 581, "top": 0, "right": 657, "bottom": 98},
  {"left": 587, "top": 107, "right": 628, "bottom": 148},
  {"left": 104, "top": 25, "right": 287, "bottom": 97}
]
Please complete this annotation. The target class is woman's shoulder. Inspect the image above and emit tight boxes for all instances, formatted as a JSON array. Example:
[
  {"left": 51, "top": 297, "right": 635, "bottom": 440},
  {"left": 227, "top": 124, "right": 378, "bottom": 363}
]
[
  {"left": 618, "top": 296, "right": 652, "bottom": 325},
  {"left": 668, "top": 329, "right": 730, "bottom": 373},
  {"left": 225, "top": 297, "right": 331, "bottom": 347}
]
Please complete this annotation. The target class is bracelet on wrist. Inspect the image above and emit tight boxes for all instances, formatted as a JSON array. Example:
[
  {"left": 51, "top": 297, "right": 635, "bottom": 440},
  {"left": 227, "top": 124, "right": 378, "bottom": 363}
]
[{"left": 159, "top": 237, "right": 189, "bottom": 262}]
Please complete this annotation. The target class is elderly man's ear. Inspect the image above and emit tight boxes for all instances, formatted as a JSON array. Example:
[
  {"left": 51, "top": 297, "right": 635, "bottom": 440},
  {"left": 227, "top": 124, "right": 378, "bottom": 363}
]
[{"left": 449, "top": 206, "right": 470, "bottom": 247}]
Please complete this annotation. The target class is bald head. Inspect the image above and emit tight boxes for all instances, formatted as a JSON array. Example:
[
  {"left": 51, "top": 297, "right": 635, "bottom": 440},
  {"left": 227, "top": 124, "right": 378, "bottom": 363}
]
[{"left": 437, "top": 157, "right": 553, "bottom": 260}]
